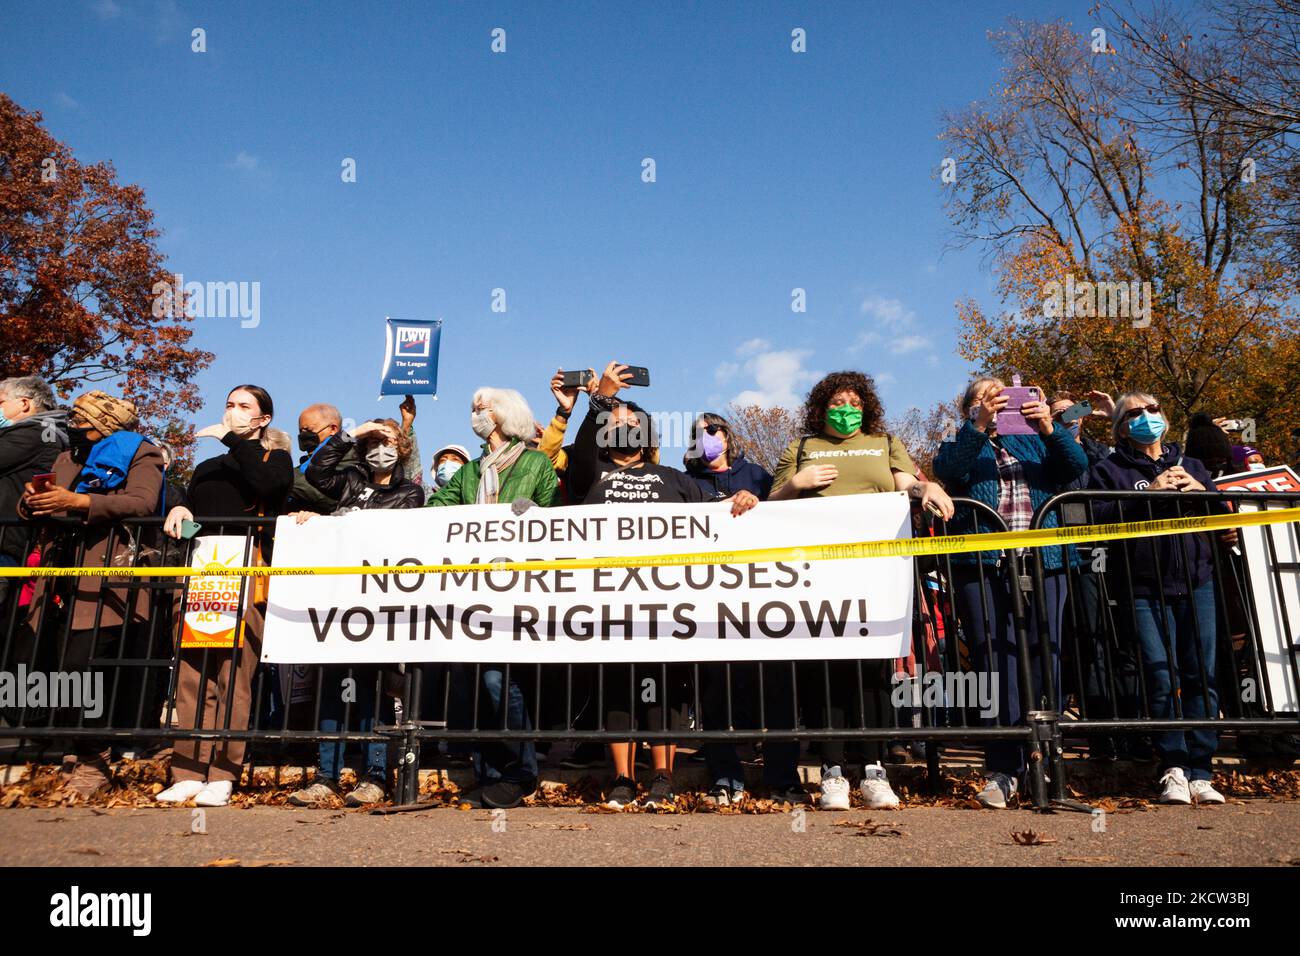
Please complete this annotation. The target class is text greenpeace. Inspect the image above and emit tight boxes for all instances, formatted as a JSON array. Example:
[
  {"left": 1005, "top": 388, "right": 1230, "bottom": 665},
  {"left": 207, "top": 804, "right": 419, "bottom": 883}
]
[{"left": 262, "top": 495, "right": 914, "bottom": 664}]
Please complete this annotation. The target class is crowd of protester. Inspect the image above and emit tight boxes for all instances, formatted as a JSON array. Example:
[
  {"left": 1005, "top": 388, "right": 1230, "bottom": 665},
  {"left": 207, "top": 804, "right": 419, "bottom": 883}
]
[{"left": 0, "top": 363, "right": 1296, "bottom": 812}]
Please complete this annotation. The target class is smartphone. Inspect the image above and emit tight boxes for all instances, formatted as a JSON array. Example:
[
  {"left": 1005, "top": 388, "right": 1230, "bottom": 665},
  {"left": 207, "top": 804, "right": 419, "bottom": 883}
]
[
  {"left": 561, "top": 369, "right": 594, "bottom": 389},
  {"left": 996, "top": 385, "right": 1042, "bottom": 435},
  {"left": 1221, "top": 419, "right": 1245, "bottom": 432},
  {"left": 622, "top": 365, "right": 651, "bottom": 387},
  {"left": 180, "top": 519, "right": 202, "bottom": 539},
  {"left": 31, "top": 473, "right": 55, "bottom": 493},
  {"left": 1059, "top": 401, "right": 1092, "bottom": 425}
]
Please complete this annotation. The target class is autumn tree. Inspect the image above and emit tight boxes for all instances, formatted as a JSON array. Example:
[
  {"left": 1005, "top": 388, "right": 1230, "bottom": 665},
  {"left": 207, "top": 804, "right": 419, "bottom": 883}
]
[
  {"left": 725, "top": 404, "right": 803, "bottom": 474},
  {"left": 886, "top": 395, "right": 964, "bottom": 479},
  {"left": 0, "top": 93, "right": 211, "bottom": 468},
  {"left": 939, "top": 17, "right": 1298, "bottom": 461}
]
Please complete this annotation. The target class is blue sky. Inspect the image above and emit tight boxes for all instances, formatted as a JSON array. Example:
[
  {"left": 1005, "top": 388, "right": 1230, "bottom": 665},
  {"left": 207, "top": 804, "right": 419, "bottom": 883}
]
[{"left": 2, "top": 0, "right": 1102, "bottom": 476}]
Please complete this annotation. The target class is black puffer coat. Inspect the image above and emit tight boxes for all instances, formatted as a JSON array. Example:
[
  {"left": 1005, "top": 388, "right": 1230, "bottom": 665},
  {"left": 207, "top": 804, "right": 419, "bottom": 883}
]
[{"left": 305, "top": 433, "right": 423, "bottom": 512}]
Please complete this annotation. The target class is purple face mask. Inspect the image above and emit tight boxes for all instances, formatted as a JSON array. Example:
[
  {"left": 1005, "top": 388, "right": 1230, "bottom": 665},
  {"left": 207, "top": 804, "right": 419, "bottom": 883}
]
[{"left": 699, "top": 429, "right": 726, "bottom": 463}]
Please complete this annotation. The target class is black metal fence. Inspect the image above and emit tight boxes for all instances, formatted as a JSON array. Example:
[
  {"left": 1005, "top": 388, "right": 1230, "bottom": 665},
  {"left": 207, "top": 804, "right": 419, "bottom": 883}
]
[{"left": 1, "top": 491, "right": 1296, "bottom": 809}]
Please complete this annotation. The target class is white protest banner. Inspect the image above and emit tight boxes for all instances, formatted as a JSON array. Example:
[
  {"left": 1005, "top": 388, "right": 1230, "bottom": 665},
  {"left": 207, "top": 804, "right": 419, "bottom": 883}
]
[
  {"left": 262, "top": 494, "right": 914, "bottom": 664},
  {"left": 1215, "top": 466, "right": 1300, "bottom": 713}
]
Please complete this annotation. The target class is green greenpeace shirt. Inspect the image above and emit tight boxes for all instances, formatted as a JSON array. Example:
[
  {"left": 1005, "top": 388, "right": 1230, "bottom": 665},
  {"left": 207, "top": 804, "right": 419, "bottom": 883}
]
[{"left": 772, "top": 432, "right": 915, "bottom": 497}]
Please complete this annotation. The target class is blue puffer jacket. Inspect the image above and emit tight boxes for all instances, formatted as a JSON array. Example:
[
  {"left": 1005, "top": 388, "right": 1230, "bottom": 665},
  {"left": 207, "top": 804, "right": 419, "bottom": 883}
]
[
  {"left": 1086, "top": 441, "right": 1223, "bottom": 598},
  {"left": 932, "top": 420, "right": 1088, "bottom": 570}
]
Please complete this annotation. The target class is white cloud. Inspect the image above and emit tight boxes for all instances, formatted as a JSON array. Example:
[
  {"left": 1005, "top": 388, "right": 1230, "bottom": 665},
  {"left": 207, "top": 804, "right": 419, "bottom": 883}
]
[
  {"left": 851, "top": 295, "right": 933, "bottom": 356},
  {"left": 714, "top": 360, "right": 740, "bottom": 384},
  {"left": 57, "top": 92, "right": 79, "bottom": 109},
  {"left": 91, "top": 0, "right": 121, "bottom": 18},
  {"left": 735, "top": 337, "right": 771, "bottom": 357},
  {"left": 228, "top": 151, "right": 260, "bottom": 172},
  {"left": 731, "top": 348, "right": 820, "bottom": 409}
]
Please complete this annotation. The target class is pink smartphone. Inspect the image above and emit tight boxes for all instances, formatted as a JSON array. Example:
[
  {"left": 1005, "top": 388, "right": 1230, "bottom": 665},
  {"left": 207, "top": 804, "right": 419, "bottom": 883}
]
[{"left": 996, "top": 385, "right": 1042, "bottom": 435}]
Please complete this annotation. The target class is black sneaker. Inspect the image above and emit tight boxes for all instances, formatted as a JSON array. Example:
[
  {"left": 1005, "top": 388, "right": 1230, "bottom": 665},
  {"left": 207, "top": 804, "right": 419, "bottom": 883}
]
[
  {"left": 604, "top": 775, "right": 637, "bottom": 809},
  {"left": 770, "top": 784, "right": 811, "bottom": 806},
  {"left": 481, "top": 779, "right": 534, "bottom": 810},
  {"left": 643, "top": 772, "right": 676, "bottom": 811}
]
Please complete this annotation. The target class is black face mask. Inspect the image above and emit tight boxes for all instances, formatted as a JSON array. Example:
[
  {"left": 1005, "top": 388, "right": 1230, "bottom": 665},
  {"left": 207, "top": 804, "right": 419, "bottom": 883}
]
[
  {"left": 67, "top": 426, "right": 96, "bottom": 458},
  {"left": 298, "top": 429, "right": 321, "bottom": 454},
  {"left": 604, "top": 424, "right": 646, "bottom": 458}
]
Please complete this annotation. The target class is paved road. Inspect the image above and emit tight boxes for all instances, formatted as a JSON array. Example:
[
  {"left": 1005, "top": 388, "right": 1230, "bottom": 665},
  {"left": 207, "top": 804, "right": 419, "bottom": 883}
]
[{"left": 3, "top": 800, "right": 1298, "bottom": 867}]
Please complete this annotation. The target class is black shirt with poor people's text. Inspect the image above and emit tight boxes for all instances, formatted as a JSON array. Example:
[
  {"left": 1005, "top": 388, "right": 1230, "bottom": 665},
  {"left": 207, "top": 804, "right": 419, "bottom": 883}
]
[{"left": 583, "top": 461, "right": 708, "bottom": 505}]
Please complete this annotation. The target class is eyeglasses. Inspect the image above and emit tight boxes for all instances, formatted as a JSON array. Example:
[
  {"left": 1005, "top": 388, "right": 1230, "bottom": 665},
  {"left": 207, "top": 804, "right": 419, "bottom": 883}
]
[
  {"left": 702, "top": 423, "right": 726, "bottom": 436},
  {"left": 1122, "top": 403, "right": 1161, "bottom": 420}
]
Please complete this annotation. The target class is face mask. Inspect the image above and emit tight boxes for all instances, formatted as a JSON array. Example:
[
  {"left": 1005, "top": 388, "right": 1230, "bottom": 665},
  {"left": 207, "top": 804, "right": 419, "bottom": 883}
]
[
  {"left": 1248, "top": 461, "right": 1266, "bottom": 472},
  {"left": 826, "top": 404, "right": 863, "bottom": 436},
  {"left": 699, "top": 430, "right": 725, "bottom": 463},
  {"left": 298, "top": 429, "right": 321, "bottom": 454},
  {"left": 435, "top": 460, "right": 462, "bottom": 487},
  {"left": 0, "top": 409, "right": 11, "bottom": 429},
  {"left": 1127, "top": 412, "right": 1166, "bottom": 445},
  {"left": 1066, "top": 421, "right": 1081, "bottom": 440},
  {"left": 605, "top": 424, "right": 644, "bottom": 457},
  {"left": 67, "top": 426, "right": 96, "bottom": 457},
  {"left": 365, "top": 444, "right": 400, "bottom": 472},
  {"left": 223, "top": 407, "right": 259, "bottom": 437},
  {"left": 470, "top": 410, "right": 496, "bottom": 439}
]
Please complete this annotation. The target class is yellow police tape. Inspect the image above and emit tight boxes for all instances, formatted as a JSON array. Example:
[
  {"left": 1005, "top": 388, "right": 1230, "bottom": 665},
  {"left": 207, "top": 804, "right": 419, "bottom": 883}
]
[{"left": 1, "top": 506, "right": 1296, "bottom": 579}]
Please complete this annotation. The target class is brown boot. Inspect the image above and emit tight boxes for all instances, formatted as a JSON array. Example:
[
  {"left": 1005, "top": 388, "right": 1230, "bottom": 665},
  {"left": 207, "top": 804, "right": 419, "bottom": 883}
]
[{"left": 62, "top": 756, "right": 111, "bottom": 800}]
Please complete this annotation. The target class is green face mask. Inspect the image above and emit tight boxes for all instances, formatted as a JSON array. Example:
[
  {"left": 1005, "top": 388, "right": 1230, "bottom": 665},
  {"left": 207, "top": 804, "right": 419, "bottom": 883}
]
[{"left": 826, "top": 404, "right": 862, "bottom": 435}]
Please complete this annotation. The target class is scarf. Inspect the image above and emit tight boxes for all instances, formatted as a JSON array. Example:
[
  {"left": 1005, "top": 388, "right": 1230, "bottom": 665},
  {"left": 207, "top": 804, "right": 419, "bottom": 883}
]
[{"left": 476, "top": 439, "right": 527, "bottom": 504}]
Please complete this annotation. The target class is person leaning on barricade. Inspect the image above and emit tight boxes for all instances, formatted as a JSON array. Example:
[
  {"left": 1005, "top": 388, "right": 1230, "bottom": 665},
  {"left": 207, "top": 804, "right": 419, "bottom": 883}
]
[
  {"left": 678, "top": 412, "right": 790, "bottom": 807},
  {"left": 583, "top": 398, "right": 759, "bottom": 810},
  {"left": 157, "top": 384, "right": 294, "bottom": 807},
  {"left": 771, "top": 370, "right": 954, "bottom": 812},
  {"left": 425, "top": 387, "right": 558, "bottom": 810},
  {"left": 1086, "top": 391, "right": 1231, "bottom": 806},
  {"left": 15, "top": 390, "right": 163, "bottom": 799},
  {"left": 0, "top": 375, "right": 69, "bottom": 611},
  {"left": 1048, "top": 389, "right": 1144, "bottom": 762},
  {"left": 932, "top": 376, "right": 1087, "bottom": 810},
  {"left": 278, "top": 417, "right": 424, "bottom": 808}
]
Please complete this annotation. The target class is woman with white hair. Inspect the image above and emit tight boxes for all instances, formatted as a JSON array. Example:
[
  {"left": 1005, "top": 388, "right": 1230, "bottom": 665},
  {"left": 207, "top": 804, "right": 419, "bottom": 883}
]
[
  {"left": 426, "top": 386, "right": 558, "bottom": 809},
  {"left": 1086, "top": 391, "right": 1227, "bottom": 805},
  {"left": 933, "top": 375, "right": 1088, "bottom": 809}
]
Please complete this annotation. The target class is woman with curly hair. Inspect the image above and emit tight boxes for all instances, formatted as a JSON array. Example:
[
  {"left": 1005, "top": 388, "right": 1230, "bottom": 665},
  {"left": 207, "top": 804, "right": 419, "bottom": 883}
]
[{"left": 771, "top": 370, "right": 953, "bottom": 811}]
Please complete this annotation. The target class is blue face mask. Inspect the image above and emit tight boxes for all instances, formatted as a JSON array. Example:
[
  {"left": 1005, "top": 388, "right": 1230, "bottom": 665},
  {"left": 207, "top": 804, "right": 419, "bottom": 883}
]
[
  {"left": 1066, "top": 421, "right": 1081, "bottom": 440},
  {"left": 0, "top": 408, "right": 11, "bottom": 429},
  {"left": 435, "top": 461, "right": 462, "bottom": 487},
  {"left": 1127, "top": 412, "right": 1166, "bottom": 444}
]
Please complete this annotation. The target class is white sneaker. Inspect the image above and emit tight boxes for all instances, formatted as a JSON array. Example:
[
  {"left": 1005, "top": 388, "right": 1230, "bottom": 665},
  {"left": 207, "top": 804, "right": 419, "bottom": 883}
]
[
  {"left": 156, "top": 780, "right": 205, "bottom": 804},
  {"left": 976, "top": 772, "right": 1017, "bottom": 809},
  {"left": 859, "top": 762, "right": 900, "bottom": 809},
  {"left": 193, "top": 781, "right": 233, "bottom": 807},
  {"left": 1158, "top": 767, "right": 1191, "bottom": 805},
  {"left": 818, "top": 767, "right": 851, "bottom": 810},
  {"left": 1189, "top": 779, "right": 1225, "bottom": 804}
]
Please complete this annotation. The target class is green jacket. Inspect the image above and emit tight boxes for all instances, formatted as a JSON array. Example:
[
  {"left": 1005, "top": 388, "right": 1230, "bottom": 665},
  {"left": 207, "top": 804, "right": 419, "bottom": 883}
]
[{"left": 425, "top": 439, "right": 558, "bottom": 507}]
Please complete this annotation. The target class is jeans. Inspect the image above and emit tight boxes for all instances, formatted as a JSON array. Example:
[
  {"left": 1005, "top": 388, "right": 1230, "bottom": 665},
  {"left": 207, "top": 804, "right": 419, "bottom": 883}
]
[
  {"left": 319, "top": 667, "right": 388, "bottom": 783},
  {"left": 473, "top": 666, "right": 538, "bottom": 786},
  {"left": 954, "top": 566, "right": 1064, "bottom": 778},
  {"left": 1132, "top": 583, "right": 1219, "bottom": 781},
  {"left": 702, "top": 662, "right": 801, "bottom": 791}
]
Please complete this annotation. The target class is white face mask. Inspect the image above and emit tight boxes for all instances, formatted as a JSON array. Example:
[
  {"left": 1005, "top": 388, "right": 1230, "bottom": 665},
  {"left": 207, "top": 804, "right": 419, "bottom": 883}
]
[
  {"left": 223, "top": 407, "right": 259, "bottom": 437},
  {"left": 470, "top": 409, "right": 496, "bottom": 439},
  {"left": 366, "top": 444, "right": 400, "bottom": 472}
]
